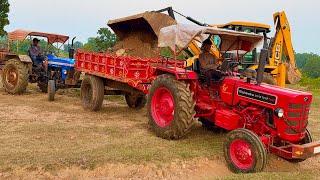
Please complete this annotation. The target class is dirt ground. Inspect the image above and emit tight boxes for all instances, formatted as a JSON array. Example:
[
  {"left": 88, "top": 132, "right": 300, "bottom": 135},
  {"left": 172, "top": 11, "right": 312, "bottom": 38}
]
[{"left": 0, "top": 81, "right": 320, "bottom": 179}]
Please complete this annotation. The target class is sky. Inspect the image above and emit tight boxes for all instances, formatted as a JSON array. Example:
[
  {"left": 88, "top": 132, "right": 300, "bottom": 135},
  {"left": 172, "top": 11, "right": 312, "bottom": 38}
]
[{"left": 5, "top": 0, "right": 320, "bottom": 54}]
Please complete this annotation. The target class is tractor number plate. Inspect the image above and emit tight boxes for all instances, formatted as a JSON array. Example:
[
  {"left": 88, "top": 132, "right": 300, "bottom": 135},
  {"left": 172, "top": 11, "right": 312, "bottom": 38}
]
[
  {"left": 237, "top": 88, "right": 277, "bottom": 105},
  {"left": 314, "top": 146, "right": 320, "bottom": 154}
]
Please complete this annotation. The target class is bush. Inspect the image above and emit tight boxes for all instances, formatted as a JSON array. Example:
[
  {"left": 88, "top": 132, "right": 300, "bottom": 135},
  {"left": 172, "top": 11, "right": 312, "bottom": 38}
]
[{"left": 299, "top": 75, "right": 320, "bottom": 90}]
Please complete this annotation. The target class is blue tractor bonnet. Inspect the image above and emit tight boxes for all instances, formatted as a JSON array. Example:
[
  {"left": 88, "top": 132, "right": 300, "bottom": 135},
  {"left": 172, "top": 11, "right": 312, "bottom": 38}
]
[{"left": 47, "top": 54, "right": 75, "bottom": 80}]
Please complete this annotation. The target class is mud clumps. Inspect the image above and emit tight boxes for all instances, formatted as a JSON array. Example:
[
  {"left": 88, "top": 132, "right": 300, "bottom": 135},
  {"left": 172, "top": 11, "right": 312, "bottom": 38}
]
[
  {"left": 109, "top": 12, "right": 177, "bottom": 58},
  {"left": 113, "top": 31, "right": 160, "bottom": 58}
]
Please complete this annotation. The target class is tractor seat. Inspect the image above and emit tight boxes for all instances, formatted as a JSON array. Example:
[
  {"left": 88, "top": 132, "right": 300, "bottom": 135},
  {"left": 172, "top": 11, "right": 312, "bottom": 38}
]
[{"left": 193, "top": 59, "right": 207, "bottom": 82}]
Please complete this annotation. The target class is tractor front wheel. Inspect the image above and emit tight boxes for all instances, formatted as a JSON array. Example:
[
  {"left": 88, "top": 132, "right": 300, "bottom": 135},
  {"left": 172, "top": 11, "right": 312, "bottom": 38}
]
[
  {"left": 80, "top": 75, "right": 104, "bottom": 111},
  {"left": 48, "top": 80, "right": 56, "bottom": 101},
  {"left": 147, "top": 74, "right": 196, "bottom": 140},
  {"left": 2, "top": 59, "right": 29, "bottom": 94},
  {"left": 224, "top": 128, "right": 267, "bottom": 173},
  {"left": 125, "top": 94, "right": 146, "bottom": 109}
]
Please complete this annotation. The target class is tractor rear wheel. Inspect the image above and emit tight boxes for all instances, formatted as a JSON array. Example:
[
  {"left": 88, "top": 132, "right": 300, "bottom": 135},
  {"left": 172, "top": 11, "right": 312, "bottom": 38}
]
[
  {"left": 147, "top": 74, "right": 196, "bottom": 140},
  {"left": 48, "top": 80, "right": 55, "bottom": 101},
  {"left": 125, "top": 94, "right": 146, "bottom": 109},
  {"left": 224, "top": 128, "right": 267, "bottom": 173},
  {"left": 286, "top": 129, "right": 313, "bottom": 163},
  {"left": 80, "top": 75, "right": 104, "bottom": 111},
  {"left": 2, "top": 59, "right": 29, "bottom": 94}
]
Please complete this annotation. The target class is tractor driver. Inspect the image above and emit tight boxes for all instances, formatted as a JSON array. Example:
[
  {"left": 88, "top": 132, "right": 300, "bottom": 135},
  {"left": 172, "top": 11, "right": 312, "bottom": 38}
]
[
  {"left": 29, "top": 38, "right": 45, "bottom": 66},
  {"left": 199, "top": 38, "right": 220, "bottom": 81}
]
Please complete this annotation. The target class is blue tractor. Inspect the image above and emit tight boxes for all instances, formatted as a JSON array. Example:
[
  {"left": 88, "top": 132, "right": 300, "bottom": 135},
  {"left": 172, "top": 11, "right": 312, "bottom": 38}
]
[
  {"left": 0, "top": 30, "right": 81, "bottom": 100},
  {"left": 45, "top": 38, "right": 81, "bottom": 101}
]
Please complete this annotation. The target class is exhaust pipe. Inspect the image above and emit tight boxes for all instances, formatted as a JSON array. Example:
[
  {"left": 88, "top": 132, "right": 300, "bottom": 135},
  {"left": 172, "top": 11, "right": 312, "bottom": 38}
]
[
  {"left": 69, "top": 37, "right": 76, "bottom": 59},
  {"left": 256, "top": 48, "right": 268, "bottom": 85}
]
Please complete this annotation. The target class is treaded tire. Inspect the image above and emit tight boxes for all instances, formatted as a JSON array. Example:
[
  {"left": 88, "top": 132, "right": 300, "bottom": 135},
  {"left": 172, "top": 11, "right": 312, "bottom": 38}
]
[
  {"left": 48, "top": 80, "right": 55, "bottom": 101},
  {"left": 2, "top": 59, "right": 29, "bottom": 94},
  {"left": 147, "top": 74, "right": 196, "bottom": 140},
  {"left": 286, "top": 129, "right": 313, "bottom": 163},
  {"left": 262, "top": 73, "right": 276, "bottom": 85},
  {"left": 224, "top": 128, "right": 267, "bottom": 173},
  {"left": 125, "top": 94, "right": 146, "bottom": 109},
  {"left": 80, "top": 75, "right": 104, "bottom": 111}
]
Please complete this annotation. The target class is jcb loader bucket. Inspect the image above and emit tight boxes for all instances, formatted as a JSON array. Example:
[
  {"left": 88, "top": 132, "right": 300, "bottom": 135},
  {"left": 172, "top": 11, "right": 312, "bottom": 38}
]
[
  {"left": 286, "top": 62, "right": 302, "bottom": 84},
  {"left": 108, "top": 11, "right": 177, "bottom": 43}
]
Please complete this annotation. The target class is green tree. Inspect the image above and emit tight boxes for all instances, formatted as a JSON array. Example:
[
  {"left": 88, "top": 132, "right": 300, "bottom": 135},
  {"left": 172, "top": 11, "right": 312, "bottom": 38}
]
[
  {"left": 73, "top": 41, "right": 84, "bottom": 50},
  {"left": 303, "top": 55, "right": 320, "bottom": 78},
  {"left": 0, "top": 0, "right": 10, "bottom": 36},
  {"left": 63, "top": 41, "right": 83, "bottom": 52},
  {"left": 9, "top": 40, "right": 31, "bottom": 54},
  {"left": 82, "top": 27, "right": 117, "bottom": 52},
  {"left": 82, "top": 37, "right": 99, "bottom": 52},
  {"left": 295, "top": 53, "right": 319, "bottom": 69},
  {"left": 95, "top": 28, "right": 117, "bottom": 51}
]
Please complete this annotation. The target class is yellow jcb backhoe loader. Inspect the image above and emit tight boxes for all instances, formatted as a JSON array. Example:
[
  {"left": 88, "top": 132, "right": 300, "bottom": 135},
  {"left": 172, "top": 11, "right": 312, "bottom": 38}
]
[{"left": 109, "top": 7, "right": 301, "bottom": 87}]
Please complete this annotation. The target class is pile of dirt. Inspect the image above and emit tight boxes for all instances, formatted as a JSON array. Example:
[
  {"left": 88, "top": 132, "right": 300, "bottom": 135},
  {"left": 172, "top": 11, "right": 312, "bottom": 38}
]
[
  {"left": 109, "top": 12, "right": 177, "bottom": 58},
  {"left": 286, "top": 63, "right": 302, "bottom": 84},
  {"left": 113, "top": 31, "right": 160, "bottom": 58}
]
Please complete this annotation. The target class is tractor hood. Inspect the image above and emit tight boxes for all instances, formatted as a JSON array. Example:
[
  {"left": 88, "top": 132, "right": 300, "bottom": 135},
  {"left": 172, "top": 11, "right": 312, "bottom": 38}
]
[
  {"left": 47, "top": 54, "right": 75, "bottom": 68},
  {"left": 221, "top": 77, "right": 312, "bottom": 109}
]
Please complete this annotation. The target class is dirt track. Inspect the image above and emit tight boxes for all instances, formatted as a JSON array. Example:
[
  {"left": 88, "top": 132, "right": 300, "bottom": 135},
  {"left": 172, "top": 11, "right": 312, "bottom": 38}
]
[{"left": 0, "top": 82, "right": 320, "bottom": 179}]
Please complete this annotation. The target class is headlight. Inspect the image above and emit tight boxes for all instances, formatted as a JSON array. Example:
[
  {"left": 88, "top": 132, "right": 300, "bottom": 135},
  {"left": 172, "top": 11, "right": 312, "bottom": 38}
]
[
  {"left": 63, "top": 70, "right": 67, "bottom": 75},
  {"left": 274, "top": 108, "right": 284, "bottom": 118}
]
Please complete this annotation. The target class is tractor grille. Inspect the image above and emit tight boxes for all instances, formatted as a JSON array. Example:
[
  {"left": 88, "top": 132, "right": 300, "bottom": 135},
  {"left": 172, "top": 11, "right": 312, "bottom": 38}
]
[{"left": 285, "top": 103, "right": 310, "bottom": 134}]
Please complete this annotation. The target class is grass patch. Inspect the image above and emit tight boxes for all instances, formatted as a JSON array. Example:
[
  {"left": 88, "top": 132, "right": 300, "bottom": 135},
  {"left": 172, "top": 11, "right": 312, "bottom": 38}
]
[{"left": 0, "top": 81, "right": 319, "bottom": 178}]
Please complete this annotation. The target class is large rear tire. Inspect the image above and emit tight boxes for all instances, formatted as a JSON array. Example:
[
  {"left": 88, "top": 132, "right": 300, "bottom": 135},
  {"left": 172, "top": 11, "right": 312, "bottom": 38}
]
[
  {"left": 147, "top": 74, "right": 196, "bottom": 140},
  {"left": 224, "top": 128, "right": 267, "bottom": 173},
  {"left": 125, "top": 94, "right": 146, "bottom": 109},
  {"left": 2, "top": 59, "right": 29, "bottom": 94},
  {"left": 80, "top": 75, "right": 104, "bottom": 111}
]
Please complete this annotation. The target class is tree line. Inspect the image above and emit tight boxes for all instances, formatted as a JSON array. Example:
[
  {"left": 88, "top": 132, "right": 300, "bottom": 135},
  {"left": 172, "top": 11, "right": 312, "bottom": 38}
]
[
  {"left": 0, "top": 0, "right": 319, "bottom": 79},
  {"left": 295, "top": 53, "right": 320, "bottom": 78}
]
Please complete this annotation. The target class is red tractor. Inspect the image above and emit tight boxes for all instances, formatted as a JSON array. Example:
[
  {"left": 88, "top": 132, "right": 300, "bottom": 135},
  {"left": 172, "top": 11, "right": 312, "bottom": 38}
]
[{"left": 75, "top": 23, "right": 320, "bottom": 173}]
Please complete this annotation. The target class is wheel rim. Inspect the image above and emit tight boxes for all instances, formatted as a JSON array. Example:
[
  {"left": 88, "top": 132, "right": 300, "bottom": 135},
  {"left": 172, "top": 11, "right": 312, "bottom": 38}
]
[
  {"left": 151, "top": 87, "right": 175, "bottom": 128},
  {"left": 5, "top": 66, "right": 18, "bottom": 89},
  {"left": 229, "top": 139, "right": 254, "bottom": 170}
]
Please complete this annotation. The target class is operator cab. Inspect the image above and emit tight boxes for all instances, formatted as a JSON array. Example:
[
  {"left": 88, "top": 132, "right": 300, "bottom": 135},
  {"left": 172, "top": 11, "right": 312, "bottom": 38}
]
[
  {"left": 190, "top": 35, "right": 256, "bottom": 84},
  {"left": 158, "top": 24, "right": 264, "bottom": 82},
  {"left": 7, "top": 30, "right": 75, "bottom": 62},
  {"left": 216, "top": 22, "right": 271, "bottom": 66}
]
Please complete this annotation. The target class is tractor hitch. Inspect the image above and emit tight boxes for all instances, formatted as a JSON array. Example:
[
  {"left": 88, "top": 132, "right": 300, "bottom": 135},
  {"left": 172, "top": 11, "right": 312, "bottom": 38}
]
[{"left": 270, "top": 140, "right": 320, "bottom": 160}]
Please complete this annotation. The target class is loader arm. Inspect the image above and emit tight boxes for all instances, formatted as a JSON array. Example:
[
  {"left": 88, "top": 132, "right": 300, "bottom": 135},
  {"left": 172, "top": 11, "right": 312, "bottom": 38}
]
[{"left": 270, "top": 11, "right": 301, "bottom": 86}]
